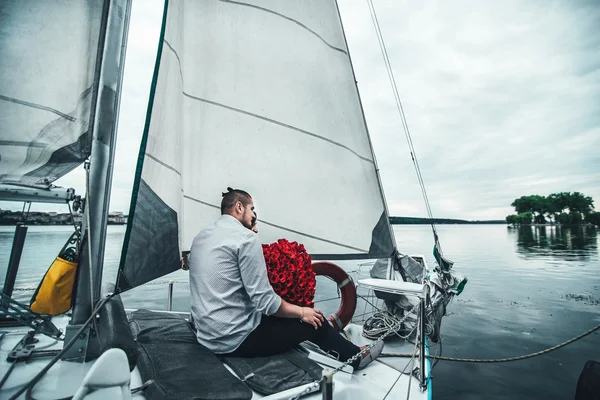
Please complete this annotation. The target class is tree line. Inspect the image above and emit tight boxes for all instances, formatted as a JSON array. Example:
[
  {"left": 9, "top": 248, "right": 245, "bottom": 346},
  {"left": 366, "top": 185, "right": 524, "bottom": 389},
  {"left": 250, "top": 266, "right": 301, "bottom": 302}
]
[
  {"left": 390, "top": 216, "right": 505, "bottom": 225},
  {"left": 506, "top": 192, "right": 600, "bottom": 225}
]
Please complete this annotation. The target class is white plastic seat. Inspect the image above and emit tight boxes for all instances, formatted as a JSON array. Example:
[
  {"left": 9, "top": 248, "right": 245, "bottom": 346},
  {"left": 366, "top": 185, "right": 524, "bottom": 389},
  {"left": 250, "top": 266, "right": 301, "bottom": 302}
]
[{"left": 72, "top": 348, "right": 132, "bottom": 400}]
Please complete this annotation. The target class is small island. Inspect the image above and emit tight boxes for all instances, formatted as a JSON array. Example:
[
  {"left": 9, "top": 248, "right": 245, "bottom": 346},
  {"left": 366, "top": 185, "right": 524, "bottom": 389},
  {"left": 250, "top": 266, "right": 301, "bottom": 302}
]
[{"left": 506, "top": 192, "right": 599, "bottom": 226}]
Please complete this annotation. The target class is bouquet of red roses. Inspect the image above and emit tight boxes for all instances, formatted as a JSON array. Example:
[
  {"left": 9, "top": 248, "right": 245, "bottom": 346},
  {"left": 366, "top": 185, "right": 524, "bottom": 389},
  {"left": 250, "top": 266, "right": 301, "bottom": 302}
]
[{"left": 262, "top": 239, "right": 316, "bottom": 308}]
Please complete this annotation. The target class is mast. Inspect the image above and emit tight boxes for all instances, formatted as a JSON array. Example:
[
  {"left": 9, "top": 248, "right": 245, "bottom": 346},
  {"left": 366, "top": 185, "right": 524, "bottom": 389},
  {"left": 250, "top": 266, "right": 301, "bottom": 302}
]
[{"left": 63, "top": 0, "right": 131, "bottom": 362}]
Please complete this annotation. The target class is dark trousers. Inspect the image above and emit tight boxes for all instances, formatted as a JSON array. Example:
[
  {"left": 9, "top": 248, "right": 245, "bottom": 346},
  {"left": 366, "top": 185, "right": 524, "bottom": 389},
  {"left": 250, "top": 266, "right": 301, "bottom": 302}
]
[{"left": 228, "top": 315, "right": 361, "bottom": 368}]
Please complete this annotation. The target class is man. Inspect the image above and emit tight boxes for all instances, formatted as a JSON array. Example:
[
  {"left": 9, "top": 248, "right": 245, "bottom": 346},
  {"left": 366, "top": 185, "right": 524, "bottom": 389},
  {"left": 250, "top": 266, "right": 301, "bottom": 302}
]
[
  {"left": 188, "top": 187, "right": 382, "bottom": 370},
  {"left": 251, "top": 212, "right": 259, "bottom": 233}
]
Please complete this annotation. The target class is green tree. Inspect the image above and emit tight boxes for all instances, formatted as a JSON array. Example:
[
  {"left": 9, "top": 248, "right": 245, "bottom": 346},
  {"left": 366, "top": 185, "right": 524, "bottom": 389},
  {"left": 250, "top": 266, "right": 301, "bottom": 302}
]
[
  {"left": 556, "top": 212, "right": 570, "bottom": 225},
  {"left": 587, "top": 212, "right": 600, "bottom": 226},
  {"left": 506, "top": 214, "right": 518, "bottom": 225},
  {"left": 545, "top": 193, "right": 563, "bottom": 222},
  {"left": 511, "top": 195, "right": 547, "bottom": 222},
  {"left": 511, "top": 192, "right": 596, "bottom": 225},
  {"left": 511, "top": 195, "right": 535, "bottom": 214},
  {"left": 548, "top": 192, "right": 570, "bottom": 212},
  {"left": 515, "top": 211, "right": 533, "bottom": 225},
  {"left": 568, "top": 192, "right": 594, "bottom": 217},
  {"left": 571, "top": 212, "right": 583, "bottom": 224},
  {"left": 556, "top": 212, "right": 582, "bottom": 225}
]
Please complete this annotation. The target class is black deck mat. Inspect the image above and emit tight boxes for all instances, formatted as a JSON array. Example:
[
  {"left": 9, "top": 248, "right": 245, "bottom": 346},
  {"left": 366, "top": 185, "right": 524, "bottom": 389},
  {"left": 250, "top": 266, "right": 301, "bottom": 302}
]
[
  {"left": 128, "top": 310, "right": 252, "bottom": 400},
  {"left": 222, "top": 348, "right": 323, "bottom": 395}
]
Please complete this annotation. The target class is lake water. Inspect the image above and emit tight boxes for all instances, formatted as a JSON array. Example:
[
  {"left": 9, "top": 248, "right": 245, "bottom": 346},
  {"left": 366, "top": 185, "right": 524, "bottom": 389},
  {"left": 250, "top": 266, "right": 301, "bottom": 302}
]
[{"left": 1, "top": 224, "right": 599, "bottom": 399}]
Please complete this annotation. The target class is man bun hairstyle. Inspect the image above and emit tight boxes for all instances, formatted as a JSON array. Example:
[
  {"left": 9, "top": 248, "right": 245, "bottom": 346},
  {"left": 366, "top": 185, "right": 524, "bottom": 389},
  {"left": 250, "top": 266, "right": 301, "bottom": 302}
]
[{"left": 221, "top": 187, "right": 252, "bottom": 215}]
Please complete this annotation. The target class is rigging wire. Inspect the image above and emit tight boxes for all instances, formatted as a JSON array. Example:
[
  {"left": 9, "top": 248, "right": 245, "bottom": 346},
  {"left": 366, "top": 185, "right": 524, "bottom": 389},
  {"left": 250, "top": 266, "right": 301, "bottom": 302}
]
[
  {"left": 381, "top": 340, "right": 418, "bottom": 400},
  {"left": 365, "top": 0, "right": 440, "bottom": 240}
]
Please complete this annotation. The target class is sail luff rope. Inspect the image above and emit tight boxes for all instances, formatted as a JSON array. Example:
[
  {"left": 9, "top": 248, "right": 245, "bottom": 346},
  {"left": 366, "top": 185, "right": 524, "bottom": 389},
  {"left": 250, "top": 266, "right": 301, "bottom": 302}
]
[{"left": 365, "top": 0, "right": 439, "bottom": 241}]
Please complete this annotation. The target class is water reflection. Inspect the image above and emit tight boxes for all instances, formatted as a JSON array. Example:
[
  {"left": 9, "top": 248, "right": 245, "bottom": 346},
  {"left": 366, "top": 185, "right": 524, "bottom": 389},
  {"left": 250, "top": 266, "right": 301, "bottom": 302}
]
[{"left": 510, "top": 225, "right": 598, "bottom": 260}]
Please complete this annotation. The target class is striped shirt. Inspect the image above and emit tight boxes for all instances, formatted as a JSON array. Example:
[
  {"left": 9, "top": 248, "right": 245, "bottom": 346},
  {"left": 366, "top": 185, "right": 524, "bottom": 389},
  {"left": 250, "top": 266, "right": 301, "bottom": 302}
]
[{"left": 189, "top": 214, "right": 282, "bottom": 353}]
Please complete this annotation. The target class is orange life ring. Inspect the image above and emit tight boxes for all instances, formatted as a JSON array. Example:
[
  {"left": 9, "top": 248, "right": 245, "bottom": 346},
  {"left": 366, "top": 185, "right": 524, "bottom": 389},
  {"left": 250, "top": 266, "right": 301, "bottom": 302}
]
[{"left": 312, "top": 261, "right": 357, "bottom": 331}]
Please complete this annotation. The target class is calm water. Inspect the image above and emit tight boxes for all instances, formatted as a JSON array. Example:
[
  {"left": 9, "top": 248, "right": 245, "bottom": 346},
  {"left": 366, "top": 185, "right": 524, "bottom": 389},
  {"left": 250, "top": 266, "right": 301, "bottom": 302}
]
[{"left": 1, "top": 224, "right": 599, "bottom": 399}]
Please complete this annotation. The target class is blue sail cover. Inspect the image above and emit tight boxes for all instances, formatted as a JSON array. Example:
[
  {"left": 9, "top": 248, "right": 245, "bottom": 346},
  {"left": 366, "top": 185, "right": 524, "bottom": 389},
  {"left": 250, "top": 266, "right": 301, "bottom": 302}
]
[{"left": 117, "top": 0, "right": 397, "bottom": 292}]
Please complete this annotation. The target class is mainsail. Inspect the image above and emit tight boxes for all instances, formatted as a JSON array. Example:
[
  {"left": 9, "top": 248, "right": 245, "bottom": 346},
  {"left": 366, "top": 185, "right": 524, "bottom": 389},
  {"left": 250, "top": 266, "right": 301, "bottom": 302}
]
[
  {"left": 117, "top": 0, "right": 397, "bottom": 292},
  {"left": 0, "top": 0, "right": 114, "bottom": 188}
]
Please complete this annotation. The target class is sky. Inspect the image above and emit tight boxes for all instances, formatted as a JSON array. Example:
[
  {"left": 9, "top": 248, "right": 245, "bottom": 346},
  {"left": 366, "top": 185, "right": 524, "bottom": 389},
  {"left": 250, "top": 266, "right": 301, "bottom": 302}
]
[{"left": 4, "top": 0, "right": 600, "bottom": 220}]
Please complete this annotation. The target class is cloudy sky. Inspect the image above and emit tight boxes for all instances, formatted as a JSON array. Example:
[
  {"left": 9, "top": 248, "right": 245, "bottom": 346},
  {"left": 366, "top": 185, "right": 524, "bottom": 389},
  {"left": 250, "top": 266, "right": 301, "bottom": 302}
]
[{"left": 7, "top": 0, "right": 600, "bottom": 220}]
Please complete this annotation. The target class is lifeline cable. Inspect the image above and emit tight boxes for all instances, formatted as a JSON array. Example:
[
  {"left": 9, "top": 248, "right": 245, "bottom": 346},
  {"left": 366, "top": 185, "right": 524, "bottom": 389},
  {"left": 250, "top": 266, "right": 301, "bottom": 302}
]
[{"left": 380, "top": 322, "right": 600, "bottom": 363}]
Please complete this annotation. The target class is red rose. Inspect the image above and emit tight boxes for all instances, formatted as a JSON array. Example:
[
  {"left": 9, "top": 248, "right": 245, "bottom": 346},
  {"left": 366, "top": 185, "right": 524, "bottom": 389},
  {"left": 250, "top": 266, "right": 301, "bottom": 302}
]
[{"left": 262, "top": 239, "right": 315, "bottom": 307}]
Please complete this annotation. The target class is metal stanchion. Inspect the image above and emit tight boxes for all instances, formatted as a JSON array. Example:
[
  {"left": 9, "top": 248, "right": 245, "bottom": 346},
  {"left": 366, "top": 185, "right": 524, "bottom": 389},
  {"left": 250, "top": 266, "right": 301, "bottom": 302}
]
[
  {"left": 321, "top": 369, "right": 333, "bottom": 400},
  {"left": 419, "top": 284, "right": 430, "bottom": 392},
  {"left": 167, "top": 281, "right": 174, "bottom": 311}
]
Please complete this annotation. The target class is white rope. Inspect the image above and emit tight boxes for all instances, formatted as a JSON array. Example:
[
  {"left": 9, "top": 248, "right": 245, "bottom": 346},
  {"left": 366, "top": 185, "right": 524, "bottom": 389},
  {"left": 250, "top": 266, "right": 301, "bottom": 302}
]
[{"left": 362, "top": 310, "right": 417, "bottom": 340}]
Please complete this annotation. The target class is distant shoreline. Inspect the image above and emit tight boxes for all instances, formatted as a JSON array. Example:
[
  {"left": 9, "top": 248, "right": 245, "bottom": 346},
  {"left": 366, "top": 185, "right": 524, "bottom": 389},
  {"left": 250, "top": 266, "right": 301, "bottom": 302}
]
[
  {"left": 0, "top": 222, "right": 127, "bottom": 226},
  {"left": 389, "top": 217, "right": 597, "bottom": 227},
  {"left": 507, "top": 223, "right": 597, "bottom": 227},
  {"left": 389, "top": 216, "right": 506, "bottom": 225},
  {"left": 0, "top": 210, "right": 127, "bottom": 225}
]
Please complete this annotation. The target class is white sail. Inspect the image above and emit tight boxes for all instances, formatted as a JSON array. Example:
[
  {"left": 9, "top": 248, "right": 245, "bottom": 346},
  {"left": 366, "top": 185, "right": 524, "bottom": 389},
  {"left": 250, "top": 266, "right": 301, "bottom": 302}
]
[
  {"left": 0, "top": 0, "right": 111, "bottom": 187},
  {"left": 119, "top": 0, "right": 396, "bottom": 290}
]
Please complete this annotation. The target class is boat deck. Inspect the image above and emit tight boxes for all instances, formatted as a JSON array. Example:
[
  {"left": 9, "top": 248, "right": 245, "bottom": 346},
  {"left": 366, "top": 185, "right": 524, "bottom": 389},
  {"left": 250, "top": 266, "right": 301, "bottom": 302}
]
[{"left": 0, "top": 314, "right": 429, "bottom": 399}]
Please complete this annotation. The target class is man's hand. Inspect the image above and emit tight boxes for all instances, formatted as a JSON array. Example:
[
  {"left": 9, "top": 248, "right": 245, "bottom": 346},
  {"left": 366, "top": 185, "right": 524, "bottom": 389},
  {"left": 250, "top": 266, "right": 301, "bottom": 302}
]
[
  {"left": 274, "top": 300, "right": 325, "bottom": 330},
  {"left": 300, "top": 307, "right": 325, "bottom": 329}
]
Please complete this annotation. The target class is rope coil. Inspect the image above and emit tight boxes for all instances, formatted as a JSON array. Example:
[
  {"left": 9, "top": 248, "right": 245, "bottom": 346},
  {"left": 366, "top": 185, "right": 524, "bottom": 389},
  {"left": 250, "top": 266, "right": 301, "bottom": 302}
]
[{"left": 362, "top": 310, "right": 417, "bottom": 340}]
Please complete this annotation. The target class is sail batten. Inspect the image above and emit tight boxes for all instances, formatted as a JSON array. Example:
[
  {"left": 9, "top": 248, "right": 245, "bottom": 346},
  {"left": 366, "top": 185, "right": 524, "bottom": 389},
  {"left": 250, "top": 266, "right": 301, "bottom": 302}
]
[
  {"left": 0, "top": 95, "right": 77, "bottom": 122},
  {"left": 118, "top": 0, "right": 398, "bottom": 291},
  {"left": 161, "top": 40, "right": 373, "bottom": 163},
  {"left": 218, "top": 0, "right": 349, "bottom": 54},
  {"left": 182, "top": 192, "right": 370, "bottom": 253},
  {"left": 180, "top": 92, "right": 375, "bottom": 164},
  {"left": 146, "top": 154, "right": 182, "bottom": 176}
]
